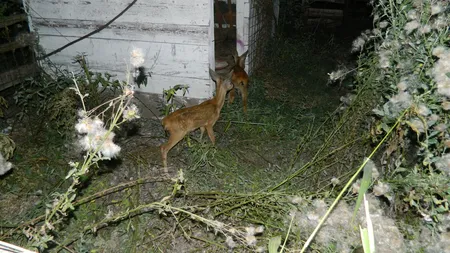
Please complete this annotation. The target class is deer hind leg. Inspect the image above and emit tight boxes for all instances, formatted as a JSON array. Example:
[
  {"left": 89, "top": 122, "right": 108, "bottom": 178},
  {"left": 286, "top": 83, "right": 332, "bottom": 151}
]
[
  {"left": 242, "top": 84, "right": 248, "bottom": 113},
  {"left": 160, "top": 130, "right": 186, "bottom": 168},
  {"left": 228, "top": 87, "right": 236, "bottom": 104},
  {"left": 205, "top": 124, "right": 216, "bottom": 145}
]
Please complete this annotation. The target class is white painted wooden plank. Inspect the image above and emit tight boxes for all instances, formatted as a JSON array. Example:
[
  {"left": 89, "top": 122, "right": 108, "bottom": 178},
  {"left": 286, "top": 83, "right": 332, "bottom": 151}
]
[
  {"left": 217, "top": 0, "right": 236, "bottom": 3},
  {"left": 41, "top": 62, "right": 211, "bottom": 99},
  {"left": 39, "top": 36, "right": 209, "bottom": 78},
  {"left": 30, "top": 0, "right": 213, "bottom": 99},
  {"left": 243, "top": 17, "right": 250, "bottom": 44},
  {"left": 135, "top": 74, "right": 212, "bottom": 99},
  {"left": 33, "top": 19, "right": 208, "bottom": 46},
  {"left": 239, "top": 1, "right": 250, "bottom": 71},
  {"left": 236, "top": 0, "right": 245, "bottom": 36},
  {"left": 236, "top": 0, "right": 247, "bottom": 56},
  {"left": 244, "top": 1, "right": 250, "bottom": 17},
  {"left": 30, "top": 0, "right": 209, "bottom": 26},
  {"left": 38, "top": 36, "right": 210, "bottom": 64},
  {"left": 208, "top": 0, "right": 215, "bottom": 97}
]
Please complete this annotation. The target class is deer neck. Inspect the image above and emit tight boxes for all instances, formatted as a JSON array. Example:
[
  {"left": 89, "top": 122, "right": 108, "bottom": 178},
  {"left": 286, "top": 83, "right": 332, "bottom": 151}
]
[{"left": 212, "top": 84, "right": 226, "bottom": 110}]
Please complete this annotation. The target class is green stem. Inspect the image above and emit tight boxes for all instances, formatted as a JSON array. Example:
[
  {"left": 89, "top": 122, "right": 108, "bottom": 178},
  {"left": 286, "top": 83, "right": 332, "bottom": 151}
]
[{"left": 299, "top": 109, "right": 407, "bottom": 253}]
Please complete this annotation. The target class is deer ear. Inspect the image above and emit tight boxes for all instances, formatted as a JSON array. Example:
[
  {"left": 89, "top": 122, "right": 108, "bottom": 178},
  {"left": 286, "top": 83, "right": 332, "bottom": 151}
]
[
  {"left": 231, "top": 49, "right": 238, "bottom": 65},
  {"left": 238, "top": 50, "right": 248, "bottom": 69},
  {"left": 225, "top": 69, "right": 234, "bottom": 80},
  {"left": 209, "top": 68, "right": 218, "bottom": 82}
]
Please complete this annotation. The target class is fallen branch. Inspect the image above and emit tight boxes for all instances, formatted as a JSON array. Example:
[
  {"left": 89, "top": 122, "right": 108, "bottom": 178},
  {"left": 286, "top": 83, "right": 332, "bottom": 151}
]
[
  {"left": 55, "top": 201, "right": 165, "bottom": 251},
  {"left": 217, "top": 120, "right": 269, "bottom": 126},
  {"left": 0, "top": 175, "right": 170, "bottom": 239}
]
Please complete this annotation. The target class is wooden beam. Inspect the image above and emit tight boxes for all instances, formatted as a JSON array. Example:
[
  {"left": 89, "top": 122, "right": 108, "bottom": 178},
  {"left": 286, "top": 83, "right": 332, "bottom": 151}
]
[
  {"left": 0, "top": 39, "right": 33, "bottom": 54},
  {"left": 0, "top": 14, "right": 27, "bottom": 28},
  {"left": 0, "top": 63, "right": 39, "bottom": 91}
]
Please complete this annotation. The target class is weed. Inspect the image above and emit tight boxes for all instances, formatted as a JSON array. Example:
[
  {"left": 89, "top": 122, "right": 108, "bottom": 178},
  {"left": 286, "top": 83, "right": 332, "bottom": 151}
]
[
  {"left": 14, "top": 54, "right": 125, "bottom": 136},
  {"left": 0, "top": 133, "right": 15, "bottom": 160},
  {"left": 360, "top": 0, "right": 450, "bottom": 224},
  {"left": 161, "top": 84, "right": 190, "bottom": 116},
  {"left": 0, "top": 96, "right": 7, "bottom": 118}
]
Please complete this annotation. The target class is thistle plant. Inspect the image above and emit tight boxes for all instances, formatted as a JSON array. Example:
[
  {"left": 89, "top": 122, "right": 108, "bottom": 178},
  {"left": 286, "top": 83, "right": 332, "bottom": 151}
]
[
  {"left": 350, "top": 0, "right": 450, "bottom": 224},
  {"left": 307, "top": 0, "right": 450, "bottom": 251},
  {"left": 21, "top": 49, "right": 142, "bottom": 250}
]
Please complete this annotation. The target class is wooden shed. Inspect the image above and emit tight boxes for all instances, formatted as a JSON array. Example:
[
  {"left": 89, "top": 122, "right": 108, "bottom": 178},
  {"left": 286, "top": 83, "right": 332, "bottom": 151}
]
[{"left": 25, "top": 0, "right": 277, "bottom": 99}]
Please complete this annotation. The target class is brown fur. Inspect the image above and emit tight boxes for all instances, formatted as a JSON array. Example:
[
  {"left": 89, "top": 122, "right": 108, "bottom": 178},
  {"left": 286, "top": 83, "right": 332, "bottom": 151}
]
[
  {"left": 160, "top": 69, "right": 234, "bottom": 168},
  {"left": 228, "top": 50, "right": 249, "bottom": 113}
]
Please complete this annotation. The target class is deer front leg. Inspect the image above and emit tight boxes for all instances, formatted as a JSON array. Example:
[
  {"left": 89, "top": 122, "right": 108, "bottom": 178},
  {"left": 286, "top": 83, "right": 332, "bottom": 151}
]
[
  {"left": 242, "top": 84, "right": 248, "bottom": 114},
  {"left": 228, "top": 88, "right": 236, "bottom": 104},
  {"left": 160, "top": 130, "right": 185, "bottom": 168}
]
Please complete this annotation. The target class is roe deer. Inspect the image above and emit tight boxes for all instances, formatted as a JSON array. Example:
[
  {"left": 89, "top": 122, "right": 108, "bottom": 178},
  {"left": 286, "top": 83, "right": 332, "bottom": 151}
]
[
  {"left": 160, "top": 69, "right": 234, "bottom": 168},
  {"left": 228, "top": 50, "right": 249, "bottom": 113}
]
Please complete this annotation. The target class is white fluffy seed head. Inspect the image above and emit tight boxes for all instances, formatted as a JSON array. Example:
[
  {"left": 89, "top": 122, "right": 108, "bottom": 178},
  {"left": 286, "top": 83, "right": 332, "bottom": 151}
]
[{"left": 130, "top": 48, "right": 145, "bottom": 67}]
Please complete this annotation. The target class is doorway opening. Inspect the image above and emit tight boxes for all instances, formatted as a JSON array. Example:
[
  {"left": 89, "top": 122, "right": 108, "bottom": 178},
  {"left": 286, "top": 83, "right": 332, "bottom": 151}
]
[{"left": 213, "top": 0, "right": 237, "bottom": 71}]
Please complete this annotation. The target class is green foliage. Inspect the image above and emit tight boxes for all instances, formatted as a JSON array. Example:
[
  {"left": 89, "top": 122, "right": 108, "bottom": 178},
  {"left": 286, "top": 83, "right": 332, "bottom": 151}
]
[
  {"left": 161, "top": 84, "right": 190, "bottom": 116},
  {"left": 14, "top": 54, "right": 123, "bottom": 135},
  {"left": 0, "top": 133, "right": 15, "bottom": 160},
  {"left": 73, "top": 54, "right": 122, "bottom": 106},
  {"left": 352, "top": 159, "right": 373, "bottom": 222},
  {"left": 21, "top": 67, "right": 137, "bottom": 251},
  {"left": 49, "top": 88, "right": 79, "bottom": 135},
  {"left": 14, "top": 73, "right": 72, "bottom": 120},
  {"left": 390, "top": 167, "right": 450, "bottom": 222},
  {"left": 359, "top": 195, "right": 375, "bottom": 253},
  {"left": 354, "top": 0, "right": 450, "bottom": 224},
  {"left": 0, "top": 96, "right": 7, "bottom": 118},
  {"left": 268, "top": 235, "right": 281, "bottom": 253}
]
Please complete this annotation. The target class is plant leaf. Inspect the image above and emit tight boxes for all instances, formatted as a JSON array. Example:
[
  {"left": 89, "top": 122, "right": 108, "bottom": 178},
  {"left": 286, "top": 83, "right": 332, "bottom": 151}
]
[
  {"left": 268, "top": 235, "right": 281, "bottom": 253},
  {"left": 353, "top": 158, "right": 373, "bottom": 222}
]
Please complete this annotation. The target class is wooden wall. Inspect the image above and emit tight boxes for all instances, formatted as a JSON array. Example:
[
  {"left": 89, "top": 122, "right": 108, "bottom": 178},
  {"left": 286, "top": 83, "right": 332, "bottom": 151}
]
[
  {"left": 236, "top": 0, "right": 250, "bottom": 71},
  {"left": 28, "top": 0, "right": 214, "bottom": 98}
]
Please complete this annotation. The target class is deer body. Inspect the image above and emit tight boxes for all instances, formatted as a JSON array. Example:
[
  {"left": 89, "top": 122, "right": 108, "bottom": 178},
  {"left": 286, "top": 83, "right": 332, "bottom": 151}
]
[
  {"left": 160, "top": 69, "right": 234, "bottom": 168},
  {"left": 228, "top": 50, "right": 249, "bottom": 113}
]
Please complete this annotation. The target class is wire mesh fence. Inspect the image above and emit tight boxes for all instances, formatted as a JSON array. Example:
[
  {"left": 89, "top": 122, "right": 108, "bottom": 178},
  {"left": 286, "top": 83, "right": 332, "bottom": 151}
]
[{"left": 247, "top": 0, "right": 273, "bottom": 75}]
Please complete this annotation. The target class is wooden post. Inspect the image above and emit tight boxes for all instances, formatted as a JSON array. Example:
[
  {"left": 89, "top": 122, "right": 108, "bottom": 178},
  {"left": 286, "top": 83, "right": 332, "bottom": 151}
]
[{"left": 215, "top": 0, "right": 223, "bottom": 29}]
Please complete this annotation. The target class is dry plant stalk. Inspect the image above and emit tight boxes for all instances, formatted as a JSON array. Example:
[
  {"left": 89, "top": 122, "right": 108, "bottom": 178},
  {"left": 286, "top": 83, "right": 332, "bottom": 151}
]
[{"left": 160, "top": 69, "right": 234, "bottom": 168}]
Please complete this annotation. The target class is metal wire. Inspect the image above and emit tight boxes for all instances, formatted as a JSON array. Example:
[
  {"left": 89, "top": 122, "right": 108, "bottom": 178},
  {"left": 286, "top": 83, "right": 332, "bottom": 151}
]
[{"left": 247, "top": 0, "right": 273, "bottom": 75}]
